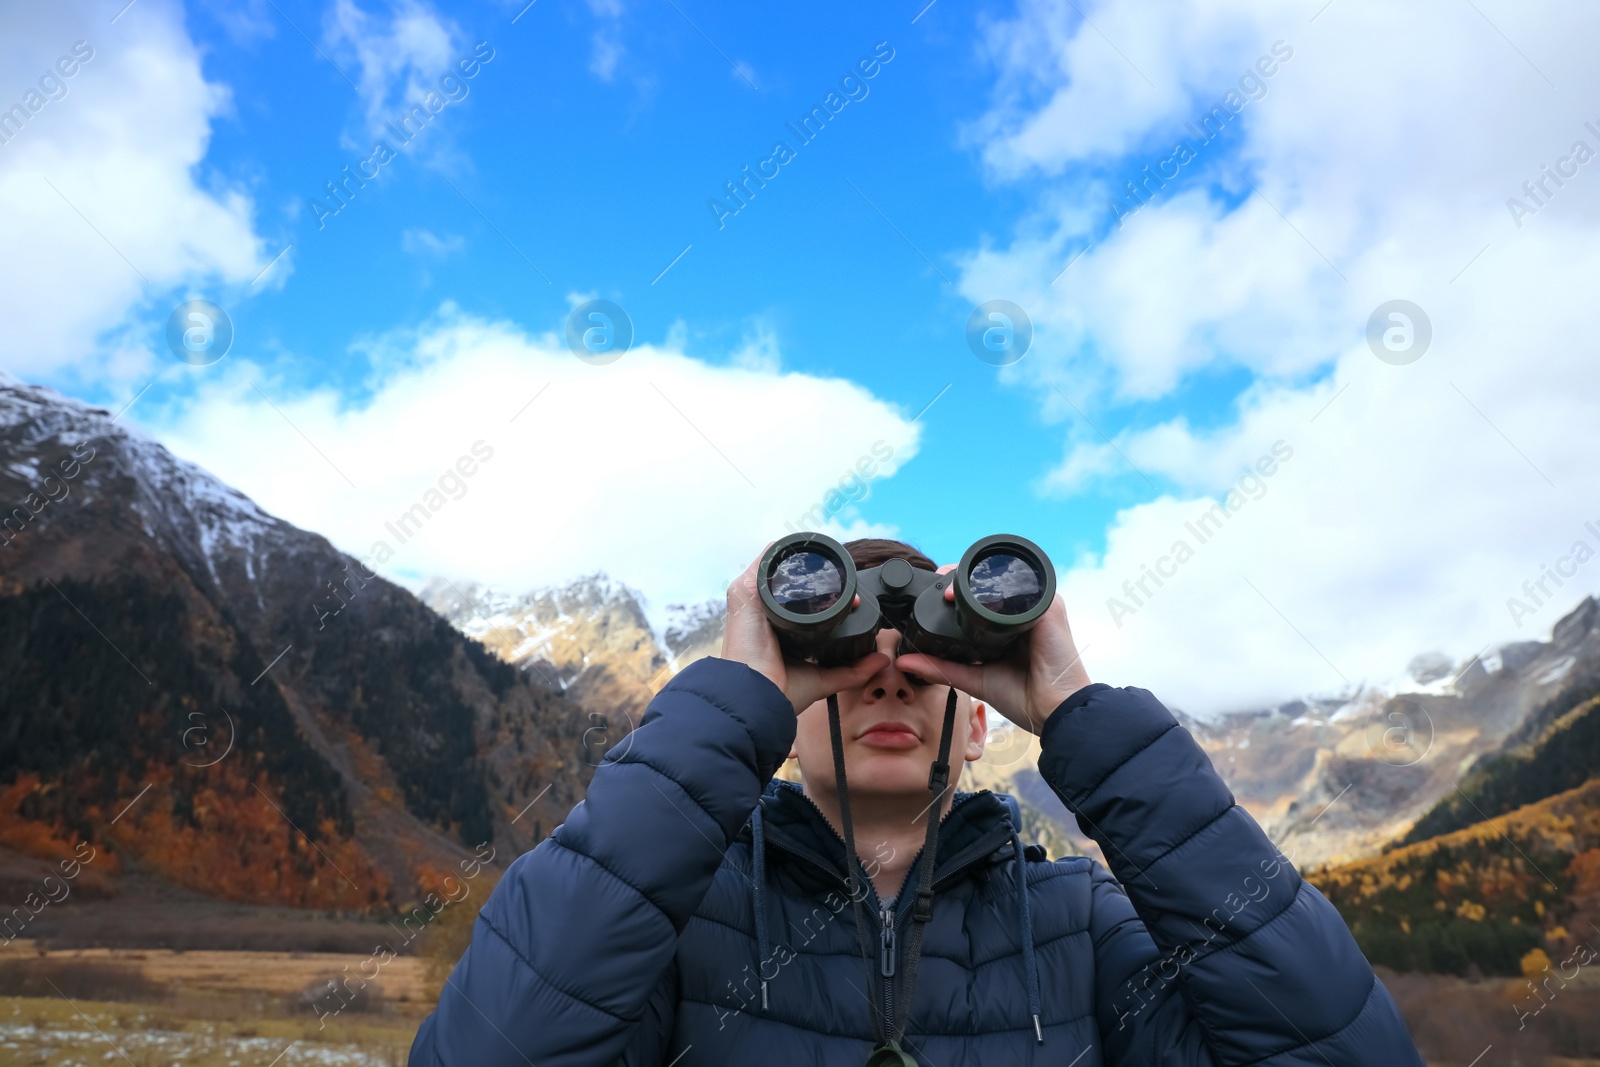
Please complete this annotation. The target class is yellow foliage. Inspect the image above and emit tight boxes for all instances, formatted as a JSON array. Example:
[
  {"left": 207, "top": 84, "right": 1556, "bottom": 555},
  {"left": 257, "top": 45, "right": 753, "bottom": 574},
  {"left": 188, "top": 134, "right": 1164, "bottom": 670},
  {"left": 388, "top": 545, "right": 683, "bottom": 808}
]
[
  {"left": 1571, "top": 848, "right": 1600, "bottom": 895},
  {"left": 1521, "top": 947, "right": 1551, "bottom": 979},
  {"left": 1456, "top": 899, "right": 1487, "bottom": 922}
]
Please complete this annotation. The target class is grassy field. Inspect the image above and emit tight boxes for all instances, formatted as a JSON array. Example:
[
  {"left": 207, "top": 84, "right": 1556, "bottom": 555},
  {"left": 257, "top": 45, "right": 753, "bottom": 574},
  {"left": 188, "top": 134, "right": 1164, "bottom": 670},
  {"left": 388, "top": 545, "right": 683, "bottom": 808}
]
[
  {"left": 0, "top": 943, "right": 427, "bottom": 1066},
  {"left": 0, "top": 993, "right": 419, "bottom": 1066}
]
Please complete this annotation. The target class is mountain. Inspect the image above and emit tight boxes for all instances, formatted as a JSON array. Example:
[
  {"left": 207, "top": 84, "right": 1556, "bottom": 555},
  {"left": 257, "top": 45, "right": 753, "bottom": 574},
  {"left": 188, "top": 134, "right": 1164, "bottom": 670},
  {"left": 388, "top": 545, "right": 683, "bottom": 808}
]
[
  {"left": 0, "top": 376, "right": 592, "bottom": 914},
  {"left": 419, "top": 575, "right": 665, "bottom": 737},
  {"left": 416, "top": 579, "right": 730, "bottom": 746},
  {"left": 1400, "top": 604, "right": 1600, "bottom": 846},
  {"left": 1304, "top": 639, "right": 1600, "bottom": 977},
  {"left": 1239, "top": 597, "right": 1600, "bottom": 866}
]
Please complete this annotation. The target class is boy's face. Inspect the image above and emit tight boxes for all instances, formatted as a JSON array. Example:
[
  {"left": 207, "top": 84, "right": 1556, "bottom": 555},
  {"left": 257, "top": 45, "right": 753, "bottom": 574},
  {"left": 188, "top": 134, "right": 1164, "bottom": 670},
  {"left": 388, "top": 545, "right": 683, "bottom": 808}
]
[{"left": 790, "top": 626, "right": 988, "bottom": 799}]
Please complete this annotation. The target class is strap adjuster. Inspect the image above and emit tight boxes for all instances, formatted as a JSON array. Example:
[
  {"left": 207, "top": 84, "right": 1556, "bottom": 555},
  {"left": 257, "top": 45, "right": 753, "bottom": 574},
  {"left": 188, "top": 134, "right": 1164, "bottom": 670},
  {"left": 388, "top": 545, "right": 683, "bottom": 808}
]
[
  {"left": 927, "top": 760, "right": 950, "bottom": 793},
  {"left": 913, "top": 889, "right": 935, "bottom": 923}
]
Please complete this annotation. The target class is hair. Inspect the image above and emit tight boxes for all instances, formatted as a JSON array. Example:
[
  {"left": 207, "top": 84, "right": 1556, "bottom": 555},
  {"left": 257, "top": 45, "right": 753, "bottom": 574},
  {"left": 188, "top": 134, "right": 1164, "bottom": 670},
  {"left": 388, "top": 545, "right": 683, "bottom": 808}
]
[{"left": 843, "top": 537, "right": 936, "bottom": 572}]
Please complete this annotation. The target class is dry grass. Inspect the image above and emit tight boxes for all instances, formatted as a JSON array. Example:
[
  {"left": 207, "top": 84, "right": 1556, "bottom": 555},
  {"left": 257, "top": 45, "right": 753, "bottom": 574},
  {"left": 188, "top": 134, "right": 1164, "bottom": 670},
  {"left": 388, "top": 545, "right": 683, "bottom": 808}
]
[
  {"left": 4, "top": 941, "right": 428, "bottom": 1004},
  {"left": 0, "top": 993, "right": 418, "bottom": 1066},
  {"left": 1380, "top": 967, "right": 1600, "bottom": 1066},
  {"left": 0, "top": 946, "right": 429, "bottom": 1065}
]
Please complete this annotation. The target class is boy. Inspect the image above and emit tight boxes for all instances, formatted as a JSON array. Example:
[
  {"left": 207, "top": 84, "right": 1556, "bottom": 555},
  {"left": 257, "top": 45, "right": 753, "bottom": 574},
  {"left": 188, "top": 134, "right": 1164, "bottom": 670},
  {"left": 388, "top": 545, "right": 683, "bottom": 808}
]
[{"left": 409, "top": 538, "right": 1423, "bottom": 1065}]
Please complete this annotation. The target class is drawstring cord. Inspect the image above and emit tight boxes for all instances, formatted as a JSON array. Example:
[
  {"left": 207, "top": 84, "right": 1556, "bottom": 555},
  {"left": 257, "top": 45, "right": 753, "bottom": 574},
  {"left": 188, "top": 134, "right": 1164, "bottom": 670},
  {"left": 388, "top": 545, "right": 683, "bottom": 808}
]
[
  {"left": 1013, "top": 833, "right": 1043, "bottom": 1043},
  {"left": 828, "top": 692, "right": 885, "bottom": 1042},
  {"left": 751, "top": 803, "right": 771, "bottom": 1011},
  {"left": 889, "top": 686, "right": 958, "bottom": 1043}
]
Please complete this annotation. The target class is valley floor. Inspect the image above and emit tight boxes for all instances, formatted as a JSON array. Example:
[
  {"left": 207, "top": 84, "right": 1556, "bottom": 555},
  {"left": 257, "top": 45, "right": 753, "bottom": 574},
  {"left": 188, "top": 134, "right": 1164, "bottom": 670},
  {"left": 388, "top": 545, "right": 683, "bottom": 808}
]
[
  {"left": 0, "top": 993, "right": 417, "bottom": 1066},
  {"left": 3, "top": 947, "right": 1600, "bottom": 1065},
  {"left": 0, "top": 943, "right": 429, "bottom": 1066}
]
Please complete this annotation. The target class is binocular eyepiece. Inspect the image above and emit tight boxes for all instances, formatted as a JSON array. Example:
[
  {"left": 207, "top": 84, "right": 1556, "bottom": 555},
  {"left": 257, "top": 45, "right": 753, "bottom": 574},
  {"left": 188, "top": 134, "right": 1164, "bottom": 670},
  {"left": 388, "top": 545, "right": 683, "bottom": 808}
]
[{"left": 757, "top": 532, "right": 1056, "bottom": 667}]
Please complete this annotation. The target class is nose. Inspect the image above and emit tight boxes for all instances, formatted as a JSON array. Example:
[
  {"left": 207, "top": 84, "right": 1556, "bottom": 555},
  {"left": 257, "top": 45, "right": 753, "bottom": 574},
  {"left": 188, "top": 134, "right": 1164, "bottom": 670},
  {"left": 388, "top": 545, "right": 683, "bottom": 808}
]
[
  {"left": 865, "top": 679, "right": 915, "bottom": 704},
  {"left": 862, "top": 629, "right": 917, "bottom": 705}
]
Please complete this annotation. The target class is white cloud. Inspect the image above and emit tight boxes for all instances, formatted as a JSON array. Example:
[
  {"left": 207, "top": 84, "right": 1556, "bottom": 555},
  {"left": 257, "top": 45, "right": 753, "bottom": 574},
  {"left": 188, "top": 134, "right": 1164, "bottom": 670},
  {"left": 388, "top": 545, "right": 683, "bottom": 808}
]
[
  {"left": 147, "top": 306, "right": 923, "bottom": 623},
  {"left": 0, "top": 0, "right": 267, "bottom": 384},
  {"left": 324, "top": 0, "right": 463, "bottom": 140},
  {"left": 585, "top": 0, "right": 625, "bottom": 82},
  {"left": 401, "top": 227, "right": 464, "bottom": 257},
  {"left": 963, "top": 0, "right": 1600, "bottom": 712}
]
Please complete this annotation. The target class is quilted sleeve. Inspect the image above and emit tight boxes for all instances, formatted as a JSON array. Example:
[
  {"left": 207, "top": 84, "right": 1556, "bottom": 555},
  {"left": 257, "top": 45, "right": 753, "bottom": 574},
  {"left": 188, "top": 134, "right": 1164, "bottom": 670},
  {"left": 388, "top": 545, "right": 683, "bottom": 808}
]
[
  {"left": 1038, "top": 683, "right": 1424, "bottom": 1066},
  {"left": 408, "top": 657, "right": 796, "bottom": 1067}
]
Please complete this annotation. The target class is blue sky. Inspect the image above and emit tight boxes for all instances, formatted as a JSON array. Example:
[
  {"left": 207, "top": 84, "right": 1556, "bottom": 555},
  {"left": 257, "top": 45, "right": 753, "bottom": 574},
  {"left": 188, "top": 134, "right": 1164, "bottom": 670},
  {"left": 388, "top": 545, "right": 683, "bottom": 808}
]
[
  {"left": 190, "top": 0, "right": 1184, "bottom": 567},
  {"left": 6, "top": 0, "right": 1599, "bottom": 712}
]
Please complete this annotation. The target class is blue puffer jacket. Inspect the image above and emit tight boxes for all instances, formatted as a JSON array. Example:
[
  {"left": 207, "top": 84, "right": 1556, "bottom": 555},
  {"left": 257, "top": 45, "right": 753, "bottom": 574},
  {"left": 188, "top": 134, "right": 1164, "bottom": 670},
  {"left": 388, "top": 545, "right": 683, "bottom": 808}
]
[{"left": 409, "top": 657, "right": 1423, "bottom": 1066}]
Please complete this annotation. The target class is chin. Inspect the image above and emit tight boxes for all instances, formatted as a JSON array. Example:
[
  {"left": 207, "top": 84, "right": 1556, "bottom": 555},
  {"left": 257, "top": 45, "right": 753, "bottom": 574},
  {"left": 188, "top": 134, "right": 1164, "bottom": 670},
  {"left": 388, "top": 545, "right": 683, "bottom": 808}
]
[{"left": 847, "top": 751, "right": 932, "bottom": 795}]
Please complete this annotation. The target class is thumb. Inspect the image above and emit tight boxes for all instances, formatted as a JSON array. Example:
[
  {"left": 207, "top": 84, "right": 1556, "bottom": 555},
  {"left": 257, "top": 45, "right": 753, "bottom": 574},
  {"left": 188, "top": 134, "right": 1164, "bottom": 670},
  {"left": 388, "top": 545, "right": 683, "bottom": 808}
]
[{"left": 893, "top": 652, "right": 984, "bottom": 696}]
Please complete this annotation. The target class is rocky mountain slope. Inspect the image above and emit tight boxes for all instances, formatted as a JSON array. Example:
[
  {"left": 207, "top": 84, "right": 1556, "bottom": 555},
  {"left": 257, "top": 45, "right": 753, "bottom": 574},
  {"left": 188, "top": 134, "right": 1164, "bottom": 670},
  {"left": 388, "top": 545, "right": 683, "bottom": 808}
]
[
  {"left": 1303, "top": 650, "right": 1600, "bottom": 978},
  {"left": 1301, "top": 634, "right": 1600, "bottom": 985},
  {"left": 417, "top": 578, "right": 727, "bottom": 746},
  {"left": 0, "top": 376, "right": 592, "bottom": 912},
  {"left": 1219, "top": 598, "right": 1600, "bottom": 866},
  {"left": 1401, "top": 615, "right": 1600, "bottom": 847}
]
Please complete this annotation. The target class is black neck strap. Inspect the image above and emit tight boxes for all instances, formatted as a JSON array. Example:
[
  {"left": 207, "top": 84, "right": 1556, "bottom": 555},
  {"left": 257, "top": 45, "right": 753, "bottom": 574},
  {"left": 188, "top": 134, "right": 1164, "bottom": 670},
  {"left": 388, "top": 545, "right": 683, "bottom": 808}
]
[
  {"left": 827, "top": 686, "right": 961, "bottom": 1050},
  {"left": 827, "top": 691, "right": 882, "bottom": 1042}
]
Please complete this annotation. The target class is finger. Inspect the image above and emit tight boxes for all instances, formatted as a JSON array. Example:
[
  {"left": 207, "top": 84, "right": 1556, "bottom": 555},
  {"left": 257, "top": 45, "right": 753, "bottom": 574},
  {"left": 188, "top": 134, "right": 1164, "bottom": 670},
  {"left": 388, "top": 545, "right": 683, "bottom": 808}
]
[
  {"left": 810, "top": 652, "right": 890, "bottom": 696},
  {"left": 936, "top": 563, "right": 957, "bottom": 602},
  {"left": 727, "top": 542, "right": 776, "bottom": 608},
  {"left": 893, "top": 652, "right": 983, "bottom": 696},
  {"left": 742, "top": 541, "right": 776, "bottom": 581}
]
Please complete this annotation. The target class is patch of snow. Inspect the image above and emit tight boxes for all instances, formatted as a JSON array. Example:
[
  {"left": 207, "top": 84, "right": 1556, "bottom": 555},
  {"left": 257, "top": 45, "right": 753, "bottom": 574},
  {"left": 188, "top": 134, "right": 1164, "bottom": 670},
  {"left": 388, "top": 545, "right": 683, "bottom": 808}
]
[
  {"left": 1534, "top": 654, "right": 1576, "bottom": 687},
  {"left": 2, "top": 376, "right": 286, "bottom": 584},
  {"left": 1328, "top": 700, "right": 1366, "bottom": 724}
]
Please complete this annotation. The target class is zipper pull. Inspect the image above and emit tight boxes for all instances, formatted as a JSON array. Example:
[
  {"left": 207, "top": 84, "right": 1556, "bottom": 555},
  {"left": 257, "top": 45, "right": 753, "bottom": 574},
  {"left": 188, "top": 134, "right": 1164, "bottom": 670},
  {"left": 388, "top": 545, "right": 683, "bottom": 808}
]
[{"left": 880, "top": 900, "right": 896, "bottom": 978}]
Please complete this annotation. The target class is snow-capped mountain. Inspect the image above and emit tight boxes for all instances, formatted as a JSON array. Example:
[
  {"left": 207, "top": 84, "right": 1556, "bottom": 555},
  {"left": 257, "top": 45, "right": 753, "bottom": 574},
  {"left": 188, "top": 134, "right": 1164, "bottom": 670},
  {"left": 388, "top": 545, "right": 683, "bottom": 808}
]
[
  {"left": 1, "top": 375, "right": 593, "bottom": 909},
  {"left": 1146, "top": 598, "right": 1600, "bottom": 865}
]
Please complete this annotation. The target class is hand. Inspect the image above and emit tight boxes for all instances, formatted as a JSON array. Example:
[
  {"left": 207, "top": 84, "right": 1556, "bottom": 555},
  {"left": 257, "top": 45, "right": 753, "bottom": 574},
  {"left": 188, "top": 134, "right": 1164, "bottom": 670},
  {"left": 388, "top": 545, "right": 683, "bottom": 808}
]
[
  {"left": 721, "top": 547, "right": 890, "bottom": 714},
  {"left": 894, "top": 568, "right": 1091, "bottom": 735}
]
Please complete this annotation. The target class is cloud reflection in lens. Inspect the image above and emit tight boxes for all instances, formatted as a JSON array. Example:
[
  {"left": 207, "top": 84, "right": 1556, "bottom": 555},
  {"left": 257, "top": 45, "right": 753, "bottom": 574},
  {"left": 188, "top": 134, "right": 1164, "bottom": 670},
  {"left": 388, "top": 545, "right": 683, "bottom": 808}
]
[
  {"left": 768, "top": 550, "right": 844, "bottom": 615},
  {"left": 969, "top": 552, "right": 1044, "bottom": 615}
]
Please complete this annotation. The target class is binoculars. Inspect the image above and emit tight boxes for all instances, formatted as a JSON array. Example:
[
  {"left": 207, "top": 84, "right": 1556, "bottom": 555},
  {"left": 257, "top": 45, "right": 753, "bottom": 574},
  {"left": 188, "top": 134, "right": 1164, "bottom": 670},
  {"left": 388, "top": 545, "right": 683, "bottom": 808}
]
[{"left": 757, "top": 532, "right": 1056, "bottom": 666}]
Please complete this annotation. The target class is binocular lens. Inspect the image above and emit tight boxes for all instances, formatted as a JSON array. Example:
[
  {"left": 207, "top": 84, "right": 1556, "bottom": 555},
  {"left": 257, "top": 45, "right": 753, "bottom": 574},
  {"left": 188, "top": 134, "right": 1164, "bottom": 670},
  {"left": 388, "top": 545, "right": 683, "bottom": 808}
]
[
  {"left": 968, "top": 551, "right": 1046, "bottom": 616},
  {"left": 768, "top": 549, "right": 845, "bottom": 615}
]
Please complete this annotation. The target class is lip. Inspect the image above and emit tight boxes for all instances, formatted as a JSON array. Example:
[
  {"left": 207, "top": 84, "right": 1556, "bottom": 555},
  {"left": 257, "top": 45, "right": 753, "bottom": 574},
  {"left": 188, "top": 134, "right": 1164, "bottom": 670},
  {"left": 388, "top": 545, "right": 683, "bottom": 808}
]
[{"left": 856, "top": 720, "right": 921, "bottom": 750}]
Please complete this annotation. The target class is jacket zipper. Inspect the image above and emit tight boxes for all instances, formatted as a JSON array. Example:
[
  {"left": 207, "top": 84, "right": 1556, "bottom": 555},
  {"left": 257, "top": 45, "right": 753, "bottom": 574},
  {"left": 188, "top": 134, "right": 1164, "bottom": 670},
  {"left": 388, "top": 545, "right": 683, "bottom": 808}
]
[
  {"left": 880, "top": 899, "right": 897, "bottom": 1033},
  {"left": 879, "top": 899, "right": 896, "bottom": 978}
]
